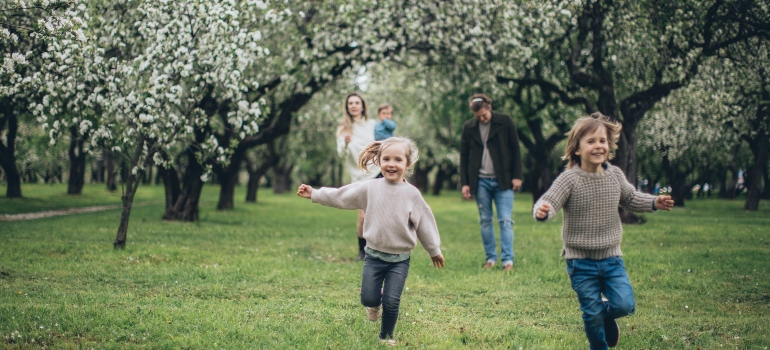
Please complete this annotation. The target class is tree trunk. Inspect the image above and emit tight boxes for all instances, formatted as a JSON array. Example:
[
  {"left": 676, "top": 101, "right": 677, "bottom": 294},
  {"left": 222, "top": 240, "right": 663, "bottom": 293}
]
[
  {"left": 744, "top": 134, "right": 768, "bottom": 211},
  {"left": 245, "top": 168, "right": 260, "bottom": 203},
  {"left": 411, "top": 164, "right": 433, "bottom": 194},
  {"left": 104, "top": 148, "right": 117, "bottom": 191},
  {"left": 762, "top": 164, "right": 770, "bottom": 200},
  {"left": 162, "top": 151, "right": 205, "bottom": 221},
  {"left": 114, "top": 136, "right": 149, "bottom": 249},
  {"left": 216, "top": 153, "right": 244, "bottom": 210},
  {"left": 431, "top": 162, "right": 456, "bottom": 196},
  {"left": 67, "top": 127, "right": 88, "bottom": 195},
  {"left": 272, "top": 162, "right": 294, "bottom": 194},
  {"left": 158, "top": 164, "right": 180, "bottom": 211},
  {"left": 0, "top": 111, "right": 22, "bottom": 198}
]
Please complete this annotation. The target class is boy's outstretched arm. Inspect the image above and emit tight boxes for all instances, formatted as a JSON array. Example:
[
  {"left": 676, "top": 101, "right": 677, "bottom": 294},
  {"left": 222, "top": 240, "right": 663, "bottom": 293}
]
[
  {"left": 535, "top": 202, "right": 552, "bottom": 219},
  {"left": 654, "top": 195, "right": 674, "bottom": 211},
  {"left": 297, "top": 184, "right": 314, "bottom": 199},
  {"left": 431, "top": 254, "right": 445, "bottom": 268}
]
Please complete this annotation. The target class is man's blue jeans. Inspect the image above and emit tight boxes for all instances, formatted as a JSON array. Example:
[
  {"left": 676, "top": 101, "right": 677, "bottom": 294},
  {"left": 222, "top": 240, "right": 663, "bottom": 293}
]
[
  {"left": 567, "top": 257, "right": 636, "bottom": 350},
  {"left": 475, "top": 178, "right": 514, "bottom": 265}
]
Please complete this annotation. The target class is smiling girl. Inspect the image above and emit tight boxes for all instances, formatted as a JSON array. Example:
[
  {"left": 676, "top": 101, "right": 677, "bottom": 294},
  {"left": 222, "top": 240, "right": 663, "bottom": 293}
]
[
  {"left": 533, "top": 113, "right": 674, "bottom": 350},
  {"left": 297, "top": 137, "right": 444, "bottom": 345}
]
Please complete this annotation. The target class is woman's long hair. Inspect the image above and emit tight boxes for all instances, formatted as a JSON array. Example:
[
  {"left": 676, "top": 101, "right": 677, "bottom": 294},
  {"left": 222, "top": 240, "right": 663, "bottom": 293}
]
[{"left": 336, "top": 92, "right": 368, "bottom": 137}]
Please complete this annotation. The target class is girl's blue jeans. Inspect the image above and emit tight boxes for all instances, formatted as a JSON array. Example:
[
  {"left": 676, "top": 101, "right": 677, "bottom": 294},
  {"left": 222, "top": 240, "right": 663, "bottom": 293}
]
[
  {"left": 567, "top": 257, "right": 636, "bottom": 350},
  {"left": 475, "top": 178, "right": 514, "bottom": 265},
  {"left": 360, "top": 254, "right": 410, "bottom": 340}
]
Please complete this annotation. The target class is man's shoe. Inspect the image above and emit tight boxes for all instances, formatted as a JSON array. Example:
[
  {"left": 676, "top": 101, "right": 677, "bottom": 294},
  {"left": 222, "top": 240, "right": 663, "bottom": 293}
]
[
  {"left": 356, "top": 251, "right": 365, "bottom": 261},
  {"left": 502, "top": 263, "right": 513, "bottom": 271},
  {"left": 366, "top": 306, "right": 381, "bottom": 322},
  {"left": 605, "top": 317, "right": 619, "bottom": 347}
]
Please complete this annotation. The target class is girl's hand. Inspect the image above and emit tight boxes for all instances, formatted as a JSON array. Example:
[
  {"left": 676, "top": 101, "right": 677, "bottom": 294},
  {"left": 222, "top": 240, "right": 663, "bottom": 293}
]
[
  {"left": 344, "top": 135, "right": 351, "bottom": 144},
  {"left": 431, "top": 254, "right": 445, "bottom": 268},
  {"left": 536, "top": 202, "right": 551, "bottom": 219},
  {"left": 297, "top": 184, "right": 314, "bottom": 199},
  {"left": 655, "top": 195, "right": 674, "bottom": 211}
]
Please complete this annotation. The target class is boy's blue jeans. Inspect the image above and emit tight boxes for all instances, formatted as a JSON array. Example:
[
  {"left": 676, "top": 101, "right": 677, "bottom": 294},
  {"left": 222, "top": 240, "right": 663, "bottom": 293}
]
[
  {"left": 475, "top": 178, "right": 514, "bottom": 265},
  {"left": 567, "top": 257, "right": 636, "bottom": 350},
  {"left": 360, "top": 254, "right": 410, "bottom": 340}
]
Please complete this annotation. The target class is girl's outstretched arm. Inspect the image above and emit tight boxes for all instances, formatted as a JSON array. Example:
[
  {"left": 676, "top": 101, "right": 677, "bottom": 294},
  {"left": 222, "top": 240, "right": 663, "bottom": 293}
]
[
  {"left": 431, "top": 254, "right": 445, "bottom": 268},
  {"left": 654, "top": 195, "right": 674, "bottom": 210},
  {"left": 297, "top": 184, "right": 314, "bottom": 199}
]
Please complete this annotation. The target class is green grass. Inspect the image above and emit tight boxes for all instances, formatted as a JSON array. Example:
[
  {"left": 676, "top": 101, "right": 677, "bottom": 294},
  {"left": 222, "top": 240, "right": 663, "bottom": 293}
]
[
  {"left": 0, "top": 184, "right": 159, "bottom": 215},
  {"left": 1, "top": 183, "right": 769, "bottom": 349}
]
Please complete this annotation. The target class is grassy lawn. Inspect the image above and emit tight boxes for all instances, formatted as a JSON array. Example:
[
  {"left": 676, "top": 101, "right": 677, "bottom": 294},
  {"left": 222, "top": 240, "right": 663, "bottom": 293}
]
[
  {"left": 1, "top": 183, "right": 768, "bottom": 349},
  {"left": 0, "top": 184, "right": 159, "bottom": 215}
]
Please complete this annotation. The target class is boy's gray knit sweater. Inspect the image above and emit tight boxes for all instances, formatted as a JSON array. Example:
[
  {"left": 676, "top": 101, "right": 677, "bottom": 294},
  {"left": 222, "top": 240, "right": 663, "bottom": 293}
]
[
  {"left": 533, "top": 164, "right": 657, "bottom": 260},
  {"left": 311, "top": 178, "right": 442, "bottom": 257}
]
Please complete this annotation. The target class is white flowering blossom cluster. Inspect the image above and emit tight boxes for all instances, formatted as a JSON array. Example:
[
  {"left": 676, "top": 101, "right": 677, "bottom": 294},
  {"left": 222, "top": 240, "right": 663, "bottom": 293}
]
[
  {"left": 33, "top": 0, "right": 271, "bottom": 177},
  {"left": 1, "top": 0, "right": 84, "bottom": 99}
]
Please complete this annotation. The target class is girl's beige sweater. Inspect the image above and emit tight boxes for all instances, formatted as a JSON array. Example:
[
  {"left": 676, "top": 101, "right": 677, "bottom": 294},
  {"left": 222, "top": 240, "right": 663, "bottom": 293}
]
[{"left": 312, "top": 178, "right": 442, "bottom": 257}]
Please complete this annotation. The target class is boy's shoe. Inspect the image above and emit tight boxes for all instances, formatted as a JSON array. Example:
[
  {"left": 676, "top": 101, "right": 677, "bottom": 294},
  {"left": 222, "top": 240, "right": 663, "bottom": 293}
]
[
  {"left": 502, "top": 262, "right": 513, "bottom": 271},
  {"left": 605, "top": 317, "right": 619, "bottom": 347},
  {"left": 379, "top": 339, "right": 396, "bottom": 346},
  {"left": 483, "top": 261, "right": 496, "bottom": 269},
  {"left": 366, "top": 306, "right": 381, "bottom": 322}
]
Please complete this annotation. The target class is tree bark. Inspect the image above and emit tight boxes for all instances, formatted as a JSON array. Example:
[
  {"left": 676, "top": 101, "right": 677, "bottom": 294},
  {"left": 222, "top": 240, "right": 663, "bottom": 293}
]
[
  {"left": 272, "top": 162, "right": 294, "bottom": 194},
  {"left": 245, "top": 148, "right": 279, "bottom": 203},
  {"left": 67, "top": 126, "right": 88, "bottom": 195},
  {"left": 216, "top": 153, "right": 244, "bottom": 210},
  {"left": 0, "top": 110, "right": 22, "bottom": 198},
  {"left": 744, "top": 133, "right": 768, "bottom": 211},
  {"left": 431, "top": 161, "right": 457, "bottom": 196},
  {"left": 104, "top": 148, "right": 117, "bottom": 191},
  {"left": 411, "top": 163, "right": 433, "bottom": 194},
  {"left": 114, "top": 136, "right": 149, "bottom": 249},
  {"left": 158, "top": 164, "right": 180, "bottom": 211},
  {"left": 162, "top": 151, "right": 205, "bottom": 221}
]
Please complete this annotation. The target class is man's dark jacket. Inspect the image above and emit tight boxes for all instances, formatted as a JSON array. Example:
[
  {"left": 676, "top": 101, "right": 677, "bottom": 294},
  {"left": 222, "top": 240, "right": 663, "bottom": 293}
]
[{"left": 460, "top": 111, "right": 523, "bottom": 195}]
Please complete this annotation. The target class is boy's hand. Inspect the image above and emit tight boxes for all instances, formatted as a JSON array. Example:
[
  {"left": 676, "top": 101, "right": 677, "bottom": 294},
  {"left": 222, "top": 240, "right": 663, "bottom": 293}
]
[
  {"left": 536, "top": 202, "right": 551, "bottom": 219},
  {"left": 297, "top": 184, "right": 314, "bottom": 199},
  {"left": 655, "top": 195, "right": 674, "bottom": 211},
  {"left": 431, "top": 254, "right": 445, "bottom": 268}
]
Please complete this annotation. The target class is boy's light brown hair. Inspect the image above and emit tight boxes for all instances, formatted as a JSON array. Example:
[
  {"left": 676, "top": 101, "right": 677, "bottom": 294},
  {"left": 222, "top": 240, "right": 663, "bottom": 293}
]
[
  {"left": 377, "top": 103, "right": 393, "bottom": 114},
  {"left": 562, "top": 112, "right": 622, "bottom": 169}
]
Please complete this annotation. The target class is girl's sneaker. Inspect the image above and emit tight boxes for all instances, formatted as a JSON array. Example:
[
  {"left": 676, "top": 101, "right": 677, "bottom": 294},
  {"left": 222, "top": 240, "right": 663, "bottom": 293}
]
[
  {"left": 366, "top": 306, "right": 381, "bottom": 322},
  {"left": 379, "top": 338, "right": 396, "bottom": 346}
]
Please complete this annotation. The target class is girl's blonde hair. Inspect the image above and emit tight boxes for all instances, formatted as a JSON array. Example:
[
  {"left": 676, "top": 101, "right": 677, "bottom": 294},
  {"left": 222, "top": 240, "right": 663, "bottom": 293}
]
[
  {"left": 336, "top": 92, "right": 368, "bottom": 137},
  {"left": 358, "top": 137, "right": 419, "bottom": 177},
  {"left": 562, "top": 112, "right": 622, "bottom": 169}
]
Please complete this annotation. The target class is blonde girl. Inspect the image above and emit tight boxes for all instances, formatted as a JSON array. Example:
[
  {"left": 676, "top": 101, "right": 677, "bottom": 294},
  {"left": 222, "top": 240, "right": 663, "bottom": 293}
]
[
  {"left": 298, "top": 137, "right": 444, "bottom": 345},
  {"left": 533, "top": 113, "right": 674, "bottom": 350}
]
